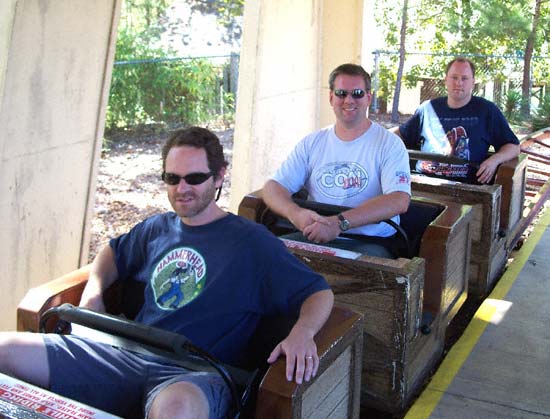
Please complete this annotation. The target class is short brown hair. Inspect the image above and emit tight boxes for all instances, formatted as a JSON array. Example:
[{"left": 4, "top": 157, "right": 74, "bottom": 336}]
[
  {"left": 329, "top": 63, "right": 371, "bottom": 91},
  {"left": 162, "top": 127, "right": 228, "bottom": 179},
  {"left": 446, "top": 57, "right": 476, "bottom": 77}
]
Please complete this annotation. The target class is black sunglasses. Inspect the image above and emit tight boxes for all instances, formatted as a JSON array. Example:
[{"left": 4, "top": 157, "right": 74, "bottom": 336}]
[
  {"left": 333, "top": 89, "right": 367, "bottom": 99},
  {"left": 162, "top": 171, "right": 214, "bottom": 186}
]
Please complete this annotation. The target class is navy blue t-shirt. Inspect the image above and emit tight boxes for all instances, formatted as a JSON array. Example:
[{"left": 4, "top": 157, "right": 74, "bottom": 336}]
[
  {"left": 399, "top": 96, "right": 519, "bottom": 179},
  {"left": 110, "top": 212, "right": 329, "bottom": 365}
]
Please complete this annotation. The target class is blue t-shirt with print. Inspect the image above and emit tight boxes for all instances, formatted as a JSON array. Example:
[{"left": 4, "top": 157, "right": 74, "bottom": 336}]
[
  {"left": 399, "top": 96, "right": 519, "bottom": 180},
  {"left": 110, "top": 212, "right": 329, "bottom": 366}
]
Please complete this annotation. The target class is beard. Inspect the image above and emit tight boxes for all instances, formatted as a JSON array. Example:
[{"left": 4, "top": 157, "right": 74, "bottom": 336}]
[{"left": 169, "top": 181, "right": 218, "bottom": 219}]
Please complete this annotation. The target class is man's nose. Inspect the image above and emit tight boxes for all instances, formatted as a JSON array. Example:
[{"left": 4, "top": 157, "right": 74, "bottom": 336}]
[
  {"left": 176, "top": 178, "right": 192, "bottom": 191},
  {"left": 344, "top": 94, "right": 355, "bottom": 103}
]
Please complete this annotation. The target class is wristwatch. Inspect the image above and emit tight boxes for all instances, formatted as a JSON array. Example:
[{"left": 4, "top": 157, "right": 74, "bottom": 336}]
[{"left": 337, "top": 213, "right": 351, "bottom": 232}]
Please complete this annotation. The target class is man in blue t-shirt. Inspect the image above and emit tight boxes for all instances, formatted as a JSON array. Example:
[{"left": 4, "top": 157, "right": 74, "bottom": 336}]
[
  {"left": 0, "top": 127, "right": 333, "bottom": 419},
  {"left": 393, "top": 57, "right": 520, "bottom": 184}
]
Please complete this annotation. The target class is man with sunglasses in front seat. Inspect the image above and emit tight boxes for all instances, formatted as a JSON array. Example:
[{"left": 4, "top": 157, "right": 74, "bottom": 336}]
[
  {"left": 263, "top": 63, "right": 411, "bottom": 258},
  {"left": 0, "top": 127, "right": 333, "bottom": 419}
]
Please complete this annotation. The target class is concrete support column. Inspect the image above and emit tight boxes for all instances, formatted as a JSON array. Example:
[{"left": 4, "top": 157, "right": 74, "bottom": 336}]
[
  {"left": 230, "top": 0, "right": 363, "bottom": 211},
  {"left": 0, "top": 0, "right": 120, "bottom": 329}
]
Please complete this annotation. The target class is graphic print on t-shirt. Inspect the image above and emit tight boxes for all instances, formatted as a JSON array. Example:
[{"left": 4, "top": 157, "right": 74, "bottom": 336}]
[
  {"left": 420, "top": 125, "right": 471, "bottom": 178},
  {"left": 152, "top": 247, "right": 206, "bottom": 310},
  {"left": 417, "top": 101, "right": 472, "bottom": 178},
  {"left": 314, "top": 162, "right": 368, "bottom": 199}
]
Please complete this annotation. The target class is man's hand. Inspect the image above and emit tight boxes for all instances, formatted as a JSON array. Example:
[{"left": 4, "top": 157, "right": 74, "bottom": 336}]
[
  {"left": 267, "top": 324, "right": 319, "bottom": 384},
  {"left": 266, "top": 290, "right": 333, "bottom": 384},
  {"left": 79, "top": 291, "right": 106, "bottom": 312},
  {"left": 78, "top": 245, "right": 118, "bottom": 313},
  {"left": 477, "top": 143, "right": 520, "bottom": 184},
  {"left": 288, "top": 207, "right": 327, "bottom": 232},
  {"left": 476, "top": 157, "right": 499, "bottom": 184},
  {"left": 302, "top": 216, "right": 340, "bottom": 243}
]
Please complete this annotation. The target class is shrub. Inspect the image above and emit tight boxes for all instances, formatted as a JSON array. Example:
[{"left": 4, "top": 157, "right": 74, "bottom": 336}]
[
  {"left": 531, "top": 94, "right": 550, "bottom": 132},
  {"left": 503, "top": 90, "right": 522, "bottom": 119},
  {"left": 106, "top": 56, "right": 231, "bottom": 130},
  {"left": 105, "top": 11, "right": 234, "bottom": 130}
]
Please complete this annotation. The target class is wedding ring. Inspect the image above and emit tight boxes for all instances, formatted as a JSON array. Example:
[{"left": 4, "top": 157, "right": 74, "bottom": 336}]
[{"left": 305, "top": 356, "right": 313, "bottom": 359}]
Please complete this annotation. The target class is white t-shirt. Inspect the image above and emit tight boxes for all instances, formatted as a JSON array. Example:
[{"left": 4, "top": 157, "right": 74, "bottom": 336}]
[{"left": 272, "top": 123, "right": 411, "bottom": 237}]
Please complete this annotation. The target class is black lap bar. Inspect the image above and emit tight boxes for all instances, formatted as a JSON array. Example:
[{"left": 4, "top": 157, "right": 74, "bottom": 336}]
[
  {"left": 291, "top": 198, "right": 412, "bottom": 257},
  {"left": 41, "top": 303, "right": 192, "bottom": 355},
  {"left": 39, "top": 304, "right": 255, "bottom": 417}
]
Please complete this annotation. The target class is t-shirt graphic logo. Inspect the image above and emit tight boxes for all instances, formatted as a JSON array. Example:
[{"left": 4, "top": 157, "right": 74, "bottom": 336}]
[
  {"left": 152, "top": 247, "right": 206, "bottom": 310},
  {"left": 314, "top": 162, "right": 368, "bottom": 199},
  {"left": 396, "top": 171, "right": 410, "bottom": 185},
  {"left": 420, "top": 125, "right": 470, "bottom": 178},
  {"left": 447, "top": 126, "right": 470, "bottom": 160}
]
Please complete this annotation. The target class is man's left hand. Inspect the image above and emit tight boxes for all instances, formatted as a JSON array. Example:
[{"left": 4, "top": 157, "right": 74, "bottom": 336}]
[
  {"left": 476, "top": 158, "right": 499, "bottom": 184},
  {"left": 266, "top": 324, "right": 319, "bottom": 384}
]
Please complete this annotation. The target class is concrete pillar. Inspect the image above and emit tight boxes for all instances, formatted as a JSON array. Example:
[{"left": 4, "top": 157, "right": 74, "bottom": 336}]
[
  {"left": 0, "top": 0, "right": 120, "bottom": 329},
  {"left": 230, "top": 0, "right": 363, "bottom": 211}
]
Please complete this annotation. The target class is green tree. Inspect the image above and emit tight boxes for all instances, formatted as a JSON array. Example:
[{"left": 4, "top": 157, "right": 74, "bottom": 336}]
[
  {"left": 391, "top": 0, "right": 409, "bottom": 123},
  {"left": 376, "top": 0, "right": 550, "bottom": 120},
  {"left": 106, "top": 0, "right": 234, "bottom": 129},
  {"left": 118, "top": 0, "right": 171, "bottom": 43},
  {"left": 186, "top": 0, "right": 244, "bottom": 43},
  {"left": 521, "top": 0, "right": 547, "bottom": 117},
  {"left": 531, "top": 93, "right": 550, "bottom": 130}
]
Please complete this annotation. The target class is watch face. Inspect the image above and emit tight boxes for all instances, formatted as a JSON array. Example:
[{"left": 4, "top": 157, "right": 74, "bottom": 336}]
[
  {"left": 338, "top": 214, "right": 350, "bottom": 231},
  {"left": 340, "top": 219, "right": 350, "bottom": 231}
]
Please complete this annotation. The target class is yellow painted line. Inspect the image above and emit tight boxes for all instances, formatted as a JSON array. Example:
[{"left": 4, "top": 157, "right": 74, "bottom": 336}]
[{"left": 406, "top": 206, "right": 550, "bottom": 419}]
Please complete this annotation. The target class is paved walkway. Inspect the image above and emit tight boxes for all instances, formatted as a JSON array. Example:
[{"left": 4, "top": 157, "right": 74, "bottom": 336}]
[{"left": 406, "top": 206, "right": 550, "bottom": 419}]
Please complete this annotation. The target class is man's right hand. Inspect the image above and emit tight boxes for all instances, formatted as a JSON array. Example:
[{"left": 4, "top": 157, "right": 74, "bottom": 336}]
[
  {"left": 78, "top": 245, "right": 119, "bottom": 313},
  {"left": 288, "top": 207, "right": 329, "bottom": 232},
  {"left": 302, "top": 216, "right": 340, "bottom": 243},
  {"left": 79, "top": 292, "right": 106, "bottom": 312}
]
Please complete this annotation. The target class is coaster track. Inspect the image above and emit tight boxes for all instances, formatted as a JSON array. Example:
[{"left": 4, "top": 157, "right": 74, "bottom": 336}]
[{"left": 515, "top": 127, "right": 550, "bottom": 245}]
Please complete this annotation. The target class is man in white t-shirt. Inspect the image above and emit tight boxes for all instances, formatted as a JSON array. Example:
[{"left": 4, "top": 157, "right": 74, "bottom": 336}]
[{"left": 262, "top": 63, "right": 411, "bottom": 257}]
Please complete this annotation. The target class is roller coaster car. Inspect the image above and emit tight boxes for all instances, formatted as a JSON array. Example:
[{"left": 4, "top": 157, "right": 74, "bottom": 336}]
[
  {"left": 17, "top": 268, "right": 364, "bottom": 419},
  {"left": 238, "top": 192, "right": 473, "bottom": 414},
  {"left": 408, "top": 151, "right": 528, "bottom": 296}
]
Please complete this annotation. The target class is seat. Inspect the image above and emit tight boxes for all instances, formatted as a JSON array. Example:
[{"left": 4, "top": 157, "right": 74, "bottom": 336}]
[
  {"left": 408, "top": 150, "right": 527, "bottom": 296},
  {"left": 17, "top": 267, "right": 364, "bottom": 419},
  {"left": 238, "top": 191, "right": 473, "bottom": 414}
]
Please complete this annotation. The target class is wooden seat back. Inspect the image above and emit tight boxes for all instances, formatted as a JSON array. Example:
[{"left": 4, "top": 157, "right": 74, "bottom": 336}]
[
  {"left": 410, "top": 154, "right": 527, "bottom": 296},
  {"left": 238, "top": 192, "right": 472, "bottom": 414}
]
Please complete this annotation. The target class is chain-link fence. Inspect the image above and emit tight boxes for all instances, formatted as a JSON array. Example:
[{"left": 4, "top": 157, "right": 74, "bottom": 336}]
[
  {"left": 370, "top": 50, "right": 549, "bottom": 120},
  {"left": 106, "top": 53, "right": 240, "bottom": 130}
]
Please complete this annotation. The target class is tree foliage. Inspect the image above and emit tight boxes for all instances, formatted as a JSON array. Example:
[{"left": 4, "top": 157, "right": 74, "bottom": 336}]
[
  {"left": 391, "top": 0, "right": 409, "bottom": 123},
  {"left": 185, "top": 0, "right": 244, "bottom": 43},
  {"left": 106, "top": 0, "right": 236, "bottom": 129},
  {"left": 532, "top": 93, "right": 550, "bottom": 130},
  {"left": 375, "top": 0, "right": 550, "bottom": 122}
]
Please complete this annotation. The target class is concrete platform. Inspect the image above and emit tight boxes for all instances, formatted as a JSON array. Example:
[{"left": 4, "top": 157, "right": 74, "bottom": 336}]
[{"left": 406, "top": 205, "right": 550, "bottom": 419}]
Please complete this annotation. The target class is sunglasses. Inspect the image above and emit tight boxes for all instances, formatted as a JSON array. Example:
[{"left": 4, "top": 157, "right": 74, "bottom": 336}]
[
  {"left": 162, "top": 171, "right": 214, "bottom": 186},
  {"left": 333, "top": 89, "right": 367, "bottom": 99}
]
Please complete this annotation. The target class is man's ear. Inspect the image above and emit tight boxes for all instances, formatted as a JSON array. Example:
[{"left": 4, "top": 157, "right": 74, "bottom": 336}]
[
  {"left": 214, "top": 167, "right": 226, "bottom": 187},
  {"left": 365, "top": 90, "right": 373, "bottom": 106}
]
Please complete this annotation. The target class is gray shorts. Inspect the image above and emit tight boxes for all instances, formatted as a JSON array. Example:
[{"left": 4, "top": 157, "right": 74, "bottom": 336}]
[{"left": 43, "top": 334, "right": 232, "bottom": 419}]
